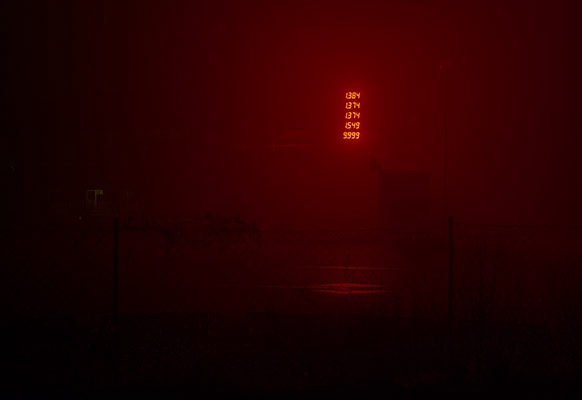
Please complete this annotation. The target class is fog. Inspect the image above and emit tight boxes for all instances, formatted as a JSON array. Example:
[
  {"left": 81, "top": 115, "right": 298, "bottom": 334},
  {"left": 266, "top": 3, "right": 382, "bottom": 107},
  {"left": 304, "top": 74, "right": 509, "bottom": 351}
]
[{"left": 6, "top": 0, "right": 582, "bottom": 228}]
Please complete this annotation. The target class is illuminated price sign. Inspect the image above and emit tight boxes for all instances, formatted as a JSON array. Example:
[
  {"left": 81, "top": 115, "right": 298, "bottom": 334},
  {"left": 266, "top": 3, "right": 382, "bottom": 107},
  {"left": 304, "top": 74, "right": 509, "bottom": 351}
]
[{"left": 344, "top": 91, "right": 361, "bottom": 139}]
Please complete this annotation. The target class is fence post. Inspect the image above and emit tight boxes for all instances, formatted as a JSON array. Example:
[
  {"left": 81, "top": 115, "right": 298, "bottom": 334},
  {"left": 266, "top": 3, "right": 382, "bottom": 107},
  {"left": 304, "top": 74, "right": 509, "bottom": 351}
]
[
  {"left": 447, "top": 215, "right": 454, "bottom": 364},
  {"left": 113, "top": 216, "right": 119, "bottom": 326}
]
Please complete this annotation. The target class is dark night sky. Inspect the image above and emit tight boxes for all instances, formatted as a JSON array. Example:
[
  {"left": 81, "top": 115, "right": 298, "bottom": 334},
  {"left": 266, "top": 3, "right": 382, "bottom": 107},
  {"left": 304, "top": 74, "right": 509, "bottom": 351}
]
[{"left": 5, "top": 0, "right": 582, "bottom": 228}]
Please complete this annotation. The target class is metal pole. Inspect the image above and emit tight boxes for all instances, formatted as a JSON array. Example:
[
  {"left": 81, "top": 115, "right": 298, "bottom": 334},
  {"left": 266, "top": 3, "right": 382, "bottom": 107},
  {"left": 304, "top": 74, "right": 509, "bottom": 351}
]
[
  {"left": 443, "top": 66, "right": 449, "bottom": 218},
  {"left": 113, "top": 216, "right": 119, "bottom": 325},
  {"left": 448, "top": 215, "right": 454, "bottom": 362}
]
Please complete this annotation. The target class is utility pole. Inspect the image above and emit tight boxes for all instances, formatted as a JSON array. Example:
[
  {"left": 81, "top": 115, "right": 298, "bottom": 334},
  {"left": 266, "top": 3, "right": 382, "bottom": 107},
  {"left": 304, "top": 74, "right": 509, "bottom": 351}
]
[
  {"left": 440, "top": 59, "right": 454, "bottom": 367},
  {"left": 440, "top": 60, "right": 451, "bottom": 220}
]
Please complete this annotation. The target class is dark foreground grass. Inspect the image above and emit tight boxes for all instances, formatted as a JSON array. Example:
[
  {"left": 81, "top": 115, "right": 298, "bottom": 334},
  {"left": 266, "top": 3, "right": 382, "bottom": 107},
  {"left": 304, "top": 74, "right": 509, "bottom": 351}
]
[{"left": 1, "top": 312, "right": 580, "bottom": 394}]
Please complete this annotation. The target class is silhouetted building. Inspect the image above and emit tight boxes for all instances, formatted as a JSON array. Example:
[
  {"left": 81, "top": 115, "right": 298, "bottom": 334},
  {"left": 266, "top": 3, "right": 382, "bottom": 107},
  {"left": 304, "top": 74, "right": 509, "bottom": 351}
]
[{"left": 378, "top": 169, "right": 431, "bottom": 227}]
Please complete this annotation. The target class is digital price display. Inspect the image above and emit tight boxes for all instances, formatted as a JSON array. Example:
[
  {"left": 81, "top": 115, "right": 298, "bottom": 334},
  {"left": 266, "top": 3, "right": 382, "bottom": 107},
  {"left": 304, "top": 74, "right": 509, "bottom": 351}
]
[{"left": 344, "top": 91, "right": 361, "bottom": 140}]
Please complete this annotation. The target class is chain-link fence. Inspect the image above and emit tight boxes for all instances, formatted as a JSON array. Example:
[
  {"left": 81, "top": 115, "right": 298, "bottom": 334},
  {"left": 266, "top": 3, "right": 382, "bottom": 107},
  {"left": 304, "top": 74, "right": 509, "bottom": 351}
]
[
  {"left": 3, "top": 216, "right": 581, "bottom": 326},
  {"left": 453, "top": 221, "right": 582, "bottom": 326},
  {"left": 2, "top": 217, "right": 114, "bottom": 318},
  {"left": 111, "top": 216, "right": 447, "bottom": 319},
  {"left": 3, "top": 215, "right": 582, "bottom": 388},
  {"left": 450, "top": 221, "right": 582, "bottom": 380}
]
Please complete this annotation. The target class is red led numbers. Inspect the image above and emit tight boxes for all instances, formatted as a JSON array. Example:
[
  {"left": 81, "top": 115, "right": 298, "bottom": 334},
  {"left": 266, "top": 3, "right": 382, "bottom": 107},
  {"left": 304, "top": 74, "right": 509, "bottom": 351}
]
[{"left": 344, "top": 92, "right": 361, "bottom": 140}]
